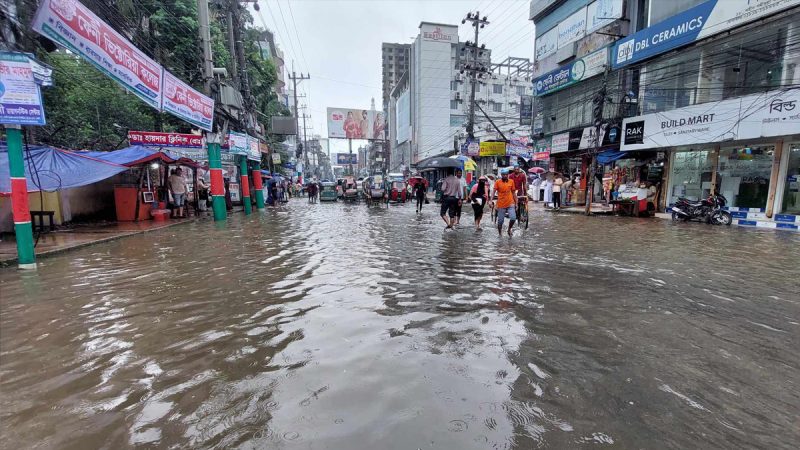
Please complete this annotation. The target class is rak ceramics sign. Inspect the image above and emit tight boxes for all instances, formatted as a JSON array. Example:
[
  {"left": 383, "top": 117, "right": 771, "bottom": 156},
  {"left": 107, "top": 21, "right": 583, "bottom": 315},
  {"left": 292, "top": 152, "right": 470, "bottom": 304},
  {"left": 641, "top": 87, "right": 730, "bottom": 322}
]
[
  {"left": 534, "top": 47, "right": 608, "bottom": 96},
  {"left": 612, "top": 0, "right": 800, "bottom": 69},
  {"left": 621, "top": 88, "right": 800, "bottom": 151}
]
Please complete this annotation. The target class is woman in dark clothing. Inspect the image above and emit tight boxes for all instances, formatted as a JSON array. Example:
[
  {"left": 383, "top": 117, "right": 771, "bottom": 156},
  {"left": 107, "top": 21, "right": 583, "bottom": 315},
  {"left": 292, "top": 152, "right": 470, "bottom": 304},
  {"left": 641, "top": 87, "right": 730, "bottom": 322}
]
[
  {"left": 470, "top": 176, "right": 489, "bottom": 231},
  {"left": 414, "top": 180, "right": 427, "bottom": 213}
]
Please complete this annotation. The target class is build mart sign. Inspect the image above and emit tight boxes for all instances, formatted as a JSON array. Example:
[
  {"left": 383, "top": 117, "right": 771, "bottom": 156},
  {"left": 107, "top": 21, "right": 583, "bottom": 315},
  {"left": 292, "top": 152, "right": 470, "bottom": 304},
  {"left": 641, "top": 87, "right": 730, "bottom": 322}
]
[
  {"left": 621, "top": 89, "right": 800, "bottom": 150},
  {"left": 612, "top": 0, "right": 800, "bottom": 69}
]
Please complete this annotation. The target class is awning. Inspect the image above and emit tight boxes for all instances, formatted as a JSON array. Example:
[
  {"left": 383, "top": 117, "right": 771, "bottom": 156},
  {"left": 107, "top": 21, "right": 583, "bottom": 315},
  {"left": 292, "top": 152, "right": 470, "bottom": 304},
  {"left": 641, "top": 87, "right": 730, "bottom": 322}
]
[
  {"left": 79, "top": 145, "right": 181, "bottom": 166},
  {"left": 1, "top": 143, "right": 128, "bottom": 195},
  {"left": 597, "top": 150, "right": 629, "bottom": 165}
]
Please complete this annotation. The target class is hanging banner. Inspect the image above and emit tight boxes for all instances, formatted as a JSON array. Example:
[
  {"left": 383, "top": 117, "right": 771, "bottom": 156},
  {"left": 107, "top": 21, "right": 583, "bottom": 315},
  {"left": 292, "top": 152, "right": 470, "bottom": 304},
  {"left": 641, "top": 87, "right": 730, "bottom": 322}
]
[
  {"left": 31, "top": 0, "right": 163, "bottom": 110},
  {"left": 612, "top": 0, "right": 800, "bottom": 69},
  {"left": 228, "top": 131, "right": 249, "bottom": 155},
  {"left": 127, "top": 131, "right": 203, "bottom": 147},
  {"left": 161, "top": 71, "right": 214, "bottom": 131},
  {"left": 247, "top": 137, "right": 261, "bottom": 161},
  {"left": 534, "top": 47, "right": 608, "bottom": 97},
  {"left": 519, "top": 95, "right": 533, "bottom": 125},
  {"left": 0, "top": 52, "right": 46, "bottom": 125},
  {"left": 621, "top": 88, "right": 800, "bottom": 150},
  {"left": 533, "top": 137, "right": 551, "bottom": 161},
  {"left": 507, "top": 136, "right": 531, "bottom": 157},
  {"left": 479, "top": 141, "right": 506, "bottom": 157}
]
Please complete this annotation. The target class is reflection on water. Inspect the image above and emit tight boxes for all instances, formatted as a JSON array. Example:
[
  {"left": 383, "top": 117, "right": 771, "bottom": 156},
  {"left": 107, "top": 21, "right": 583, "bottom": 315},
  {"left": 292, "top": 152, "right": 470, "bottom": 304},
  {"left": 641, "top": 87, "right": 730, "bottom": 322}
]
[{"left": 1, "top": 201, "right": 798, "bottom": 449}]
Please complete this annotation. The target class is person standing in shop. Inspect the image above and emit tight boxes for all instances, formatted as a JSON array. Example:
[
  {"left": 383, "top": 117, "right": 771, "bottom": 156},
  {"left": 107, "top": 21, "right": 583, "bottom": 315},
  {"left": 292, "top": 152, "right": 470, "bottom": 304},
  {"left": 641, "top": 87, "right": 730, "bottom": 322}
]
[{"left": 553, "top": 172, "right": 564, "bottom": 210}]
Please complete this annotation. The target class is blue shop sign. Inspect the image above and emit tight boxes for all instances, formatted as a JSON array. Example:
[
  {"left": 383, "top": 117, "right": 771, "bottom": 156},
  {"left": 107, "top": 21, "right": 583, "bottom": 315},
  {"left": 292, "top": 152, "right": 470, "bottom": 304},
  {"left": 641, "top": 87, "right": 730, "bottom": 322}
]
[{"left": 534, "top": 47, "right": 608, "bottom": 97}]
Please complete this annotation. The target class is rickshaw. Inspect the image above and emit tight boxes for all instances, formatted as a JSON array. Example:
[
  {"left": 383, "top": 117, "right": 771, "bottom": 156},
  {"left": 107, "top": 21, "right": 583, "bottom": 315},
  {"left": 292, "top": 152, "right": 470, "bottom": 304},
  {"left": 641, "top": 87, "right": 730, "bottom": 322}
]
[
  {"left": 319, "top": 181, "right": 338, "bottom": 202},
  {"left": 342, "top": 176, "right": 359, "bottom": 202},
  {"left": 362, "top": 175, "right": 386, "bottom": 206},
  {"left": 388, "top": 180, "right": 407, "bottom": 203}
]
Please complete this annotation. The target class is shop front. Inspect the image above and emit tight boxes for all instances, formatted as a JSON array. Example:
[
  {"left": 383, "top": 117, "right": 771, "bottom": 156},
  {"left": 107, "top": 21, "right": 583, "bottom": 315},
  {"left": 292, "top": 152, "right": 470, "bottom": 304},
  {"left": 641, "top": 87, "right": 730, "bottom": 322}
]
[{"left": 621, "top": 88, "right": 800, "bottom": 218}]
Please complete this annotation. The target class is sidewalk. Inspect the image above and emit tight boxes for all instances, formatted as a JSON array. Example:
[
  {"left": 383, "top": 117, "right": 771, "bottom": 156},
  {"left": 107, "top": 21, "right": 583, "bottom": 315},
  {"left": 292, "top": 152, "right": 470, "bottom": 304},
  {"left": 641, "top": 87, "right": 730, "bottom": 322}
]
[
  {"left": 0, "top": 216, "right": 204, "bottom": 266},
  {"left": 530, "top": 201, "right": 615, "bottom": 215}
]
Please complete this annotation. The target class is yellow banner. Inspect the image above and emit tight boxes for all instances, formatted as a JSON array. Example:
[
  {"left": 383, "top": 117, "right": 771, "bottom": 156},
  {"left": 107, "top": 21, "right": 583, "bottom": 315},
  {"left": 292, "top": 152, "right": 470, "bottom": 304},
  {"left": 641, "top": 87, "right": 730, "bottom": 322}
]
[{"left": 479, "top": 141, "right": 506, "bottom": 157}]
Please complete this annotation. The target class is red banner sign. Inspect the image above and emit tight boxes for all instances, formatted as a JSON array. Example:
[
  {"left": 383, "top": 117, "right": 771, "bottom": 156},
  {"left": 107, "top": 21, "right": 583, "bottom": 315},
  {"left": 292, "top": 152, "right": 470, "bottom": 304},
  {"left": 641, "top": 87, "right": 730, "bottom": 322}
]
[
  {"left": 32, "top": 0, "right": 162, "bottom": 110},
  {"left": 532, "top": 151, "right": 550, "bottom": 161},
  {"left": 127, "top": 131, "right": 203, "bottom": 148},
  {"left": 162, "top": 71, "right": 214, "bottom": 131}
]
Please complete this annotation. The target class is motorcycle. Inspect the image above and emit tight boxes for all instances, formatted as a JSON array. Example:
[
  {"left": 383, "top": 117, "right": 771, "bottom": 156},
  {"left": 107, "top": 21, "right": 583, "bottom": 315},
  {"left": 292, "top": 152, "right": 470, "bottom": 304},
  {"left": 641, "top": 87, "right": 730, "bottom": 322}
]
[{"left": 671, "top": 193, "right": 732, "bottom": 226}]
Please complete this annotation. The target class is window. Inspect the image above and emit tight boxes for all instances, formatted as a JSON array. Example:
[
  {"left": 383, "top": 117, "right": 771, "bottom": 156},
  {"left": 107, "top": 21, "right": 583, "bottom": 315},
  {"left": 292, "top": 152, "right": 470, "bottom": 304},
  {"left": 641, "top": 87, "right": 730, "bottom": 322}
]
[
  {"left": 450, "top": 100, "right": 459, "bottom": 110},
  {"left": 476, "top": 83, "right": 481, "bottom": 93},
  {"left": 516, "top": 86, "right": 527, "bottom": 96},
  {"left": 492, "top": 102, "right": 502, "bottom": 112},
  {"left": 450, "top": 80, "right": 458, "bottom": 91},
  {"left": 493, "top": 84, "right": 503, "bottom": 94}
]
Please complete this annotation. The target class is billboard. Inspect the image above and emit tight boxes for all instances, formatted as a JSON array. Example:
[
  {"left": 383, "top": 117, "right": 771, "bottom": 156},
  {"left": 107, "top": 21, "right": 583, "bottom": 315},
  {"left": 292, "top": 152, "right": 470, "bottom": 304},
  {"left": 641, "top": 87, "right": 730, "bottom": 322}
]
[
  {"left": 0, "top": 52, "right": 46, "bottom": 126},
  {"left": 228, "top": 131, "right": 249, "bottom": 155},
  {"left": 612, "top": 0, "right": 800, "bottom": 69},
  {"left": 32, "top": 0, "right": 163, "bottom": 110},
  {"left": 127, "top": 131, "right": 203, "bottom": 147},
  {"left": 335, "top": 153, "right": 358, "bottom": 165},
  {"left": 271, "top": 116, "right": 297, "bottom": 135},
  {"left": 161, "top": 71, "right": 214, "bottom": 131},
  {"left": 327, "top": 108, "right": 384, "bottom": 139},
  {"left": 534, "top": 47, "right": 608, "bottom": 97},
  {"left": 479, "top": 141, "right": 506, "bottom": 157},
  {"left": 396, "top": 90, "right": 411, "bottom": 144}
]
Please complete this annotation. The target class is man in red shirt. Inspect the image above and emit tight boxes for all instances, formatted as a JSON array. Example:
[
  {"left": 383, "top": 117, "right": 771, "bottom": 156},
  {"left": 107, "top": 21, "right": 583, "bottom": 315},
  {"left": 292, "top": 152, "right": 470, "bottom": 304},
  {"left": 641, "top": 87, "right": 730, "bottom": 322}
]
[{"left": 508, "top": 165, "right": 527, "bottom": 197}]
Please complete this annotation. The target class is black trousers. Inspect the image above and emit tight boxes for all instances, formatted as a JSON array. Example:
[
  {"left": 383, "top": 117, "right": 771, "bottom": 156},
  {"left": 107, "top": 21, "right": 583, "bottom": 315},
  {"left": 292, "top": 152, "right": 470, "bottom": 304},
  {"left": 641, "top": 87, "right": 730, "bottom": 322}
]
[
  {"left": 553, "top": 192, "right": 562, "bottom": 208},
  {"left": 416, "top": 195, "right": 424, "bottom": 210}
]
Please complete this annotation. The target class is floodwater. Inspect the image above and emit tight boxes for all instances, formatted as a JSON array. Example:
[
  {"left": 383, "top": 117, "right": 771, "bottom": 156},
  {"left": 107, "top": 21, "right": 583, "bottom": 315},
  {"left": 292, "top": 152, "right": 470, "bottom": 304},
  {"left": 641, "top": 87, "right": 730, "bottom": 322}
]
[{"left": 1, "top": 200, "right": 798, "bottom": 449}]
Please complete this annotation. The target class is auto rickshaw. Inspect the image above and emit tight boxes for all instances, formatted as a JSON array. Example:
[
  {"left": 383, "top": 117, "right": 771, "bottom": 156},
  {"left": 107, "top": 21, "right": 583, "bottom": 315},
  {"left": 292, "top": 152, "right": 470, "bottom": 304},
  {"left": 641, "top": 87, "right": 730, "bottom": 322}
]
[
  {"left": 342, "top": 176, "right": 359, "bottom": 202},
  {"left": 319, "top": 181, "right": 338, "bottom": 202},
  {"left": 388, "top": 180, "right": 407, "bottom": 203},
  {"left": 362, "top": 175, "right": 386, "bottom": 206}
]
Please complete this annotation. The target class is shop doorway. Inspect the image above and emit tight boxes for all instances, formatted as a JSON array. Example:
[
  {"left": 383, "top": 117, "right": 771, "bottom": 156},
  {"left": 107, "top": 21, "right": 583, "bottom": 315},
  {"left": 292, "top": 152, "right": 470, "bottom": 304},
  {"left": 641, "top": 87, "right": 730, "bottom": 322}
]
[
  {"left": 782, "top": 143, "right": 800, "bottom": 214},
  {"left": 717, "top": 146, "right": 774, "bottom": 209}
]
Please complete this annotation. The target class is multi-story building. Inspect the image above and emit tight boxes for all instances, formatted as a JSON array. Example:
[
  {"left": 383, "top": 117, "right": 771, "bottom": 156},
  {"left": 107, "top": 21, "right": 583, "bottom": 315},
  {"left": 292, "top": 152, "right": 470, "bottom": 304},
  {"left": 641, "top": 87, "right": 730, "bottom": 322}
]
[
  {"left": 531, "top": 0, "right": 800, "bottom": 226},
  {"left": 382, "top": 43, "right": 410, "bottom": 111},
  {"left": 389, "top": 22, "right": 533, "bottom": 172},
  {"left": 257, "top": 30, "right": 286, "bottom": 100}
]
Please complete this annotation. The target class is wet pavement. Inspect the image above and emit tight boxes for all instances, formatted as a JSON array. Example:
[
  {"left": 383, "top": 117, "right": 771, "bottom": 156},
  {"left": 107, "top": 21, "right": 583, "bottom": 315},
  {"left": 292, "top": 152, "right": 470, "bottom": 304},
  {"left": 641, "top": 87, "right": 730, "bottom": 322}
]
[{"left": 1, "top": 199, "right": 798, "bottom": 449}]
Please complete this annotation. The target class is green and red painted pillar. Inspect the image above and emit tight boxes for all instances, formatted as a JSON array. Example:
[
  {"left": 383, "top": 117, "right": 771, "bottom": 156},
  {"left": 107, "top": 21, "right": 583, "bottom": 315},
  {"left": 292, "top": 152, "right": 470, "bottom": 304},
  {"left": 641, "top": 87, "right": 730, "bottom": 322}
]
[
  {"left": 6, "top": 126, "right": 36, "bottom": 269},
  {"left": 239, "top": 156, "right": 251, "bottom": 215},
  {"left": 252, "top": 169, "right": 265, "bottom": 209},
  {"left": 206, "top": 134, "right": 227, "bottom": 221}
]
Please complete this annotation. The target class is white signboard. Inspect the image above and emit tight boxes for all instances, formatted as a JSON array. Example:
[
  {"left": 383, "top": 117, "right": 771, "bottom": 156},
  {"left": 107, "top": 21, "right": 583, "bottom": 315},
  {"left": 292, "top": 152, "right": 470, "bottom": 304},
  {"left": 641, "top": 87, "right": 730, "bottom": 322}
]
[
  {"left": 586, "top": 0, "right": 624, "bottom": 34},
  {"left": 621, "top": 89, "right": 800, "bottom": 150},
  {"left": 557, "top": 7, "right": 587, "bottom": 49},
  {"left": 551, "top": 133, "right": 570, "bottom": 154},
  {"left": 535, "top": 27, "right": 558, "bottom": 61},
  {"left": 420, "top": 24, "right": 457, "bottom": 43}
]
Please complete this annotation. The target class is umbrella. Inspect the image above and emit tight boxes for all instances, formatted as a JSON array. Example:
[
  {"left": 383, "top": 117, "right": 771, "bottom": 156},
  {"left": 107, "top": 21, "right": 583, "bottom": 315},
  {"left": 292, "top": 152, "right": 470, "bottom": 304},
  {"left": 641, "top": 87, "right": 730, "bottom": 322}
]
[
  {"left": 528, "top": 167, "right": 545, "bottom": 174},
  {"left": 448, "top": 154, "right": 477, "bottom": 171},
  {"left": 416, "top": 156, "right": 462, "bottom": 170}
]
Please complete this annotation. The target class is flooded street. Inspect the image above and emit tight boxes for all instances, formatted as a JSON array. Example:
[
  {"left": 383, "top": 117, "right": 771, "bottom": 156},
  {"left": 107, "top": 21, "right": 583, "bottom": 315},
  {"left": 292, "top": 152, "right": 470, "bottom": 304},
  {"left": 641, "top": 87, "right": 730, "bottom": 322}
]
[{"left": 1, "top": 200, "right": 798, "bottom": 449}]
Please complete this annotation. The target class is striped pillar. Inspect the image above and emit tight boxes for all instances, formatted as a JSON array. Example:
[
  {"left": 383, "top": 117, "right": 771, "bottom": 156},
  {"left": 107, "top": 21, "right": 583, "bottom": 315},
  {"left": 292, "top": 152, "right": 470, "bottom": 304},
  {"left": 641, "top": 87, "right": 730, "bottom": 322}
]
[
  {"left": 6, "top": 127, "right": 36, "bottom": 269},
  {"left": 239, "top": 156, "right": 251, "bottom": 215},
  {"left": 207, "top": 140, "right": 226, "bottom": 221},
  {"left": 252, "top": 169, "right": 265, "bottom": 209}
]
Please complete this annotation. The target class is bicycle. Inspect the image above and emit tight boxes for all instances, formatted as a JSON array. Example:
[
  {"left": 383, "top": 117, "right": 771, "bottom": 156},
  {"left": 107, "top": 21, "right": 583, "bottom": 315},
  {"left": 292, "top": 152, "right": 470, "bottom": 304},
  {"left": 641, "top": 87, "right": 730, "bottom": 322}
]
[{"left": 490, "top": 192, "right": 528, "bottom": 230}]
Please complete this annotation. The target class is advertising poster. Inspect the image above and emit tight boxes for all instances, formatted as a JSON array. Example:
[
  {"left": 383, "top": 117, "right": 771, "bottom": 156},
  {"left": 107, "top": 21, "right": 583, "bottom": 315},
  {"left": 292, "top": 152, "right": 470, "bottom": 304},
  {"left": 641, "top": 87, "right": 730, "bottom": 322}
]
[
  {"left": 533, "top": 137, "right": 551, "bottom": 161},
  {"left": 161, "top": 70, "right": 214, "bottom": 131},
  {"left": 335, "top": 153, "right": 358, "bottom": 165},
  {"left": 479, "top": 141, "right": 506, "bottom": 157},
  {"left": 228, "top": 131, "right": 249, "bottom": 155},
  {"left": 0, "top": 52, "right": 46, "bottom": 125},
  {"left": 32, "top": 0, "right": 163, "bottom": 110},
  {"left": 271, "top": 153, "right": 281, "bottom": 164},
  {"left": 507, "top": 136, "right": 531, "bottom": 157},
  {"left": 127, "top": 131, "right": 203, "bottom": 147},
  {"left": 551, "top": 133, "right": 570, "bottom": 154},
  {"left": 534, "top": 47, "right": 608, "bottom": 97},
  {"left": 519, "top": 95, "right": 533, "bottom": 125},
  {"left": 247, "top": 137, "right": 260, "bottom": 161},
  {"left": 612, "top": 0, "right": 800, "bottom": 69},
  {"left": 327, "top": 107, "right": 384, "bottom": 140}
]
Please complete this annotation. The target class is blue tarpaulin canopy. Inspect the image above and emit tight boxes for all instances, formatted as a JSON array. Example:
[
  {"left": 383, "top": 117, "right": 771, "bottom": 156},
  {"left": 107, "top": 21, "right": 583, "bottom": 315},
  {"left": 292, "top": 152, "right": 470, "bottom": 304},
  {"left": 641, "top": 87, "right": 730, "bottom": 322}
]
[
  {"left": 597, "top": 150, "right": 629, "bottom": 165},
  {"left": 0, "top": 143, "right": 128, "bottom": 194}
]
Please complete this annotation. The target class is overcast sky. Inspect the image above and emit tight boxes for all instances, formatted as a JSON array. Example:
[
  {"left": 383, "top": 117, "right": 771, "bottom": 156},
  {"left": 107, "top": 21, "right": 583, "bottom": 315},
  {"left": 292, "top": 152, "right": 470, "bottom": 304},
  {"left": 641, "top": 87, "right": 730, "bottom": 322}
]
[{"left": 249, "top": 0, "right": 533, "bottom": 154}]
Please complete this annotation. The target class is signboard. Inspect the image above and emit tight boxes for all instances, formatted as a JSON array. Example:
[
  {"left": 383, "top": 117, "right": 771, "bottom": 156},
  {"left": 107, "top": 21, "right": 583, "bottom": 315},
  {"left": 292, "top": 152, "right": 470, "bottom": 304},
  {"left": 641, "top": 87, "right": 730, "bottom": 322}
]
[
  {"left": 551, "top": 132, "right": 569, "bottom": 154},
  {"left": 534, "top": 47, "right": 607, "bottom": 97},
  {"left": 247, "top": 138, "right": 260, "bottom": 161},
  {"left": 335, "top": 153, "right": 358, "bottom": 165},
  {"left": 612, "top": 0, "right": 800, "bottom": 69},
  {"left": 520, "top": 95, "right": 533, "bottom": 125},
  {"left": 396, "top": 90, "right": 411, "bottom": 144},
  {"left": 271, "top": 116, "right": 296, "bottom": 135},
  {"left": 161, "top": 71, "right": 214, "bottom": 131},
  {"left": 461, "top": 140, "right": 480, "bottom": 157},
  {"left": 271, "top": 153, "right": 281, "bottom": 164},
  {"left": 327, "top": 107, "right": 381, "bottom": 139},
  {"left": 127, "top": 131, "right": 203, "bottom": 147},
  {"left": 32, "top": 0, "right": 163, "bottom": 110},
  {"left": 535, "top": 27, "right": 558, "bottom": 61},
  {"left": 228, "top": 131, "right": 249, "bottom": 155},
  {"left": 507, "top": 136, "right": 531, "bottom": 157},
  {"left": 421, "top": 24, "right": 457, "bottom": 43},
  {"left": 586, "top": 0, "right": 624, "bottom": 34},
  {"left": 621, "top": 88, "right": 800, "bottom": 150},
  {"left": 533, "top": 137, "right": 551, "bottom": 161},
  {"left": 0, "top": 52, "right": 46, "bottom": 125},
  {"left": 479, "top": 141, "right": 506, "bottom": 157},
  {"left": 557, "top": 7, "right": 587, "bottom": 49}
]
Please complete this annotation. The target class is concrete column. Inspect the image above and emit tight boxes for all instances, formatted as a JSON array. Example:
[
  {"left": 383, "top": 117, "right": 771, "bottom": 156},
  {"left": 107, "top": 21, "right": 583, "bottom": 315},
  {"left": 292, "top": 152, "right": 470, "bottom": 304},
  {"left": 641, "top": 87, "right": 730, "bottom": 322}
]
[
  {"left": 207, "top": 138, "right": 226, "bottom": 221},
  {"left": 252, "top": 169, "right": 265, "bottom": 209},
  {"left": 5, "top": 127, "right": 36, "bottom": 269},
  {"left": 239, "top": 156, "right": 251, "bottom": 215}
]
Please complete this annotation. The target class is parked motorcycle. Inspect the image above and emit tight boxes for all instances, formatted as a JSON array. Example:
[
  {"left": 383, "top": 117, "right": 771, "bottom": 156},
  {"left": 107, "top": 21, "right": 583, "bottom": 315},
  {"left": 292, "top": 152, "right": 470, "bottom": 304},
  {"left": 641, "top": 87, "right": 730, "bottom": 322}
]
[{"left": 671, "top": 193, "right": 732, "bottom": 226}]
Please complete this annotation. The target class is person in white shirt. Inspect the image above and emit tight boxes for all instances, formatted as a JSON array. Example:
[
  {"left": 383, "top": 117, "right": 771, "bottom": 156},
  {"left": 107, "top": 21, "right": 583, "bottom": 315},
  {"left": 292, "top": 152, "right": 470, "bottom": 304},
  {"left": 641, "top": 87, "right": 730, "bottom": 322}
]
[
  {"left": 553, "top": 173, "right": 564, "bottom": 210},
  {"left": 168, "top": 168, "right": 189, "bottom": 218},
  {"left": 454, "top": 169, "right": 468, "bottom": 226}
]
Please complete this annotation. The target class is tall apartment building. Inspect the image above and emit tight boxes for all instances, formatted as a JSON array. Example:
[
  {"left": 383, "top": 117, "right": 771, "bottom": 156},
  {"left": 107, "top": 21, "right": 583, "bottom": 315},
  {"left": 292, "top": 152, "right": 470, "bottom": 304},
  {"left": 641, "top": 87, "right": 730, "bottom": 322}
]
[
  {"left": 381, "top": 43, "right": 411, "bottom": 111},
  {"left": 531, "top": 0, "right": 800, "bottom": 223}
]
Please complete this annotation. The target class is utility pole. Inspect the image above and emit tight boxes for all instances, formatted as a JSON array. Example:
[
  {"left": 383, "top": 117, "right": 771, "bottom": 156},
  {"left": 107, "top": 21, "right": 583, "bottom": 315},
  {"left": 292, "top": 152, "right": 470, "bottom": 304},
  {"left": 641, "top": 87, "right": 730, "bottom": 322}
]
[
  {"left": 585, "top": 67, "right": 609, "bottom": 215},
  {"left": 288, "top": 68, "right": 310, "bottom": 179},
  {"left": 462, "top": 11, "right": 489, "bottom": 141},
  {"left": 197, "top": 0, "right": 226, "bottom": 221}
]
